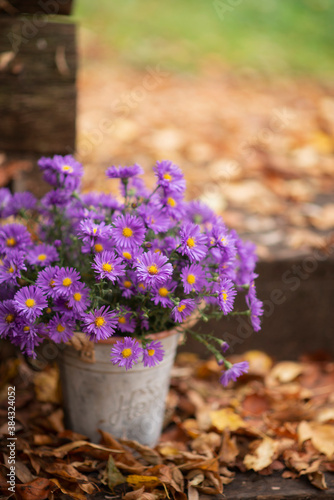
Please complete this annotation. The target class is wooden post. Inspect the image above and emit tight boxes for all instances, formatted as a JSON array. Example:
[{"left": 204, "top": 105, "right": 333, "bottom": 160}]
[{"left": 0, "top": 3, "right": 76, "bottom": 194}]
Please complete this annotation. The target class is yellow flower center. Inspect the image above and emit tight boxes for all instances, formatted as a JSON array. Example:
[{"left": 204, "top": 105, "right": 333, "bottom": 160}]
[
  {"left": 6, "top": 238, "right": 16, "bottom": 247},
  {"left": 118, "top": 316, "right": 126, "bottom": 324},
  {"left": 138, "top": 283, "right": 146, "bottom": 290},
  {"left": 73, "top": 292, "right": 82, "bottom": 302},
  {"left": 57, "top": 324, "right": 65, "bottom": 332},
  {"left": 187, "top": 237, "right": 195, "bottom": 248},
  {"left": 23, "top": 326, "right": 30, "bottom": 332},
  {"left": 46, "top": 307, "right": 52, "bottom": 314},
  {"left": 122, "top": 227, "right": 133, "bottom": 238},
  {"left": 25, "top": 298, "right": 35, "bottom": 308},
  {"left": 123, "top": 280, "right": 132, "bottom": 288},
  {"left": 187, "top": 274, "right": 196, "bottom": 285},
  {"left": 62, "top": 165, "right": 73, "bottom": 173},
  {"left": 163, "top": 173, "right": 172, "bottom": 181},
  {"left": 221, "top": 237, "right": 226, "bottom": 244},
  {"left": 94, "top": 243, "right": 103, "bottom": 253},
  {"left": 93, "top": 227, "right": 97, "bottom": 234},
  {"left": 123, "top": 251, "right": 132, "bottom": 260},
  {"left": 222, "top": 291, "right": 228, "bottom": 302},
  {"left": 49, "top": 279, "right": 55, "bottom": 288},
  {"left": 37, "top": 254, "right": 47, "bottom": 261},
  {"left": 148, "top": 264, "right": 158, "bottom": 275},
  {"left": 94, "top": 316, "right": 105, "bottom": 328},
  {"left": 102, "top": 262, "right": 113, "bottom": 272},
  {"left": 148, "top": 349, "right": 155, "bottom": 356},
  {"left": 167, "top": 197, "right": 176, "bottom": 207},
  {"left": 62, "top": 278, "right": 72, "bottom": 287},
  {"left": 159, "top": 287, "right": 169, "bottom": 297},
  {"left": 8, "top": 266, "right": 14, "bottom": 274},
  {"left": 5, "top": 314, "right": 14, "bottom": 323},
  {"left": 122, "top": 348, "right": 132, "bottom": 358},
  {"left": 178, "top": 304, "right": 186, "bottom": 312},
  {"left": 154, "top": 248, "right": 162, "bottom": 254}
]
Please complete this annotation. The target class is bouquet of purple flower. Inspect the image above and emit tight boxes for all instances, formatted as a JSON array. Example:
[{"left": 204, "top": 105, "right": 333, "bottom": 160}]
[{"left": 0, "top": 157, "right": 263, "bottom": 385}]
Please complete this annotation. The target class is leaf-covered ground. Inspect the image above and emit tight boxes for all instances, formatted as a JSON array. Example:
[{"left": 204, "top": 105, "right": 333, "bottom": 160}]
[{"left": 1, "top": 350, "right": 334, "bottom": 499}]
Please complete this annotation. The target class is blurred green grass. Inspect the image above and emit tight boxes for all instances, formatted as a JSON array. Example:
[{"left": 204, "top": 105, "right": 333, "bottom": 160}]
[{"left": 74, "top": 0, "right": 334, "bottom": 76}]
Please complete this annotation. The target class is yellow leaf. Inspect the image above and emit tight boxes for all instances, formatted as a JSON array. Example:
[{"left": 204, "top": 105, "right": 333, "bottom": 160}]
[
  {"left": 126, "top": 475, "right": 160, "bottom": 487},
  {"left": 210, "top": 408, "right": 244, "bottom": 432},
  {"left": 244, "top": 437, "right": 277, "bottom": 471}
]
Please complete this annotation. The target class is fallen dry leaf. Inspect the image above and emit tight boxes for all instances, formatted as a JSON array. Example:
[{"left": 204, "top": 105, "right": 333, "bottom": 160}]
[
  {"left": 244, "top": 437, "right": 278, "bottom": 471},
  {"left": 210, "top": 408, "right": 245, "bottom": 432}
]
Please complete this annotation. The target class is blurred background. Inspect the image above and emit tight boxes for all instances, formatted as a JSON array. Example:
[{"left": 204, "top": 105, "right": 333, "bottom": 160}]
[{"left": 74, "top": 0, "right": 334, "bottom": 259}]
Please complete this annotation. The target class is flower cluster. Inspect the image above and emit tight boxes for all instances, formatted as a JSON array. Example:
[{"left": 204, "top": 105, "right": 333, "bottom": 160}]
[{"left": 0, "top": 157, "right": 263, "bottom": 384}]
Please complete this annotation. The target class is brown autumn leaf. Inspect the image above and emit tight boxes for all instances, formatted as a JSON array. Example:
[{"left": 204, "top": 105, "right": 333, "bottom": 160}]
[
  {"left": 219, "top": 431, "right": 239, "bottom": 466},
  {"left": 15, "top": 478, "right": 54, "bottom": 500},
  {"left": 120, "top": 438, "right": 162, "bottom": 465},
  {"left": 33, "top": 367, "right": 61, "bottom": 404},
  {"left": 49, "top": 478, "right": 87, "bottom": 500},
  {"left": 44, "top": 463, "right": 96, "bottom": 494},
  {"left": 244, "top": 437, "right": 278, "bottom": 471},
  {"left": 308, "top": 471, "right": 328, "bottom": 490},
  {"left": 298, "top": 421, "right": 334, "bottom": 459}
]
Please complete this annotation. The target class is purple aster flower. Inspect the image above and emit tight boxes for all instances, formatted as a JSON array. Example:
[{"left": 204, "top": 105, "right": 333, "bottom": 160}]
[
  {"left": 0, "top": 188, "right": 11, "bottom": 218},
  {"left": 220, "top": 361, "right": 249, "bottom": 386},
  {"left": 137, "top": 203, "right": 171, "bottom": 234},
  {"left": 135, "top": 250, "right": 173, "bottom": 287},
  {"left": 112, "top": 214, "right": 146, "bottom": 249},
  {"left": 246, "top": 283, "right": 263, "bottom": 332},
  {"left": 78, "top": 219, "right": 112, "bottom": 241},
  {"left": 26, "top": 244, "right": 59, "bottom": 267},
  {"left": 67, "top": 282, "right": 91, "bottom": 313},
  {"left": 142, "top": 340, "right": 165, "bottom": 367},
  {"left": 11, "top": 321, "right": 45, "bottom": 358},
  {"left": 185, "top": 200, "right": 215, "bottom": 225},
  {"left": 117, "top": 308, "right": 136, "bottom": 334},
  {"left": 13, "top": 286, "right": 47, "bottom": 321},
  {"left": 218, "top": 278, "right": 237, "bottom": 315},
  {"left": 0, "top": 300, "right": 19, "bottom": 338},
  {"left": 90, "top": 237, "right": 114, "bottom": 255},
  {"left": 180, "top": 264, "right": 207, "bottom": 294},
  {"left": 171, "top": 299, "right": 196, "bottom": 323},
  {"left": 53, "top": 267, "right": 81, "bottom": 297},
  {"left": 119, "top": 176, "right": 150, "bottom": 198},
  {"left": 160, "top": 192, "right": 186, "bottom": 219},
  {"left": 119, "top": 275, "right": 136, "bottom": 298},
  {"left": 0, "top": 250, "right": 26, "bottom": 284},
  {"left": 3, "top": 192, "right": 37, "bottom": 217},
  {"left": 179, "top": 223, "right": 207, "bottom": 262},
  {"left": 36, "top": 266, "right": 60, "bottom": 298},
  {"left": 208, "top": 225, "right": 236, "bottom": 263},
  {"left": 48, "top": 313, "right": 75, "bottom": 343},
  {"left": 117, "top": 247, "right": 143, "bottom": 264},
  {"left": 233, "top": 232, "right": 258, "bottom": 286},
  {"left": 221, "top": 341, "right": 230, "bottom": 353},
  {"left": 106, "top": 164, "right": 144, "bottom": 179},
  {"left": 40, "top": 188, "right": 72, "bottom": 209},
  {"left": 82, "top": 306, "right": 118, "bottom": 341},
  {"left": 38, "top": 155, "right": 83, "bottom": 191},
  {"left": 0, "top": 223, "right": 31, "bottom": 255},
  {"left": 92, "top": 250, "right": 126, "bottom": 282},
  {"left": 110, "top": 336, "right": 142, "bottom": 370},
  {"left": 152, "top": 279, "right": 177, "bottom": 308},
  {"left": 154, "top": 160, "right": 186, "bottom": 193}
]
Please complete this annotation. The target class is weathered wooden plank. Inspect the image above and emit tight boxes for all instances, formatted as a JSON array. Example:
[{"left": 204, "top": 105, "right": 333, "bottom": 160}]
[
  {"left": 0, "top": 19, "right": 76, "bottom": 154},
  {"left": 180, "top": 256, "right": 334, "bottom": 360},
  {"left": 221, "top": 471, "right": 334, "bottom": 499},
  {"left": 0, "top": 0, "right": 73, "bottom": 16}
]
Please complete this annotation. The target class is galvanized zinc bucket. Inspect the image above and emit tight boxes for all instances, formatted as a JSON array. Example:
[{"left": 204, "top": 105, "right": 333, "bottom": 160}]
[{"left": 59, "top": 329, "right": 180, "bottom": 447}]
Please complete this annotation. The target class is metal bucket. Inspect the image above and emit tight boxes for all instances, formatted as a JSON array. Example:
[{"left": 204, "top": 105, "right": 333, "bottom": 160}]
[{"left": 58, "top": 329, "right": 180, "bottom": 447}]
